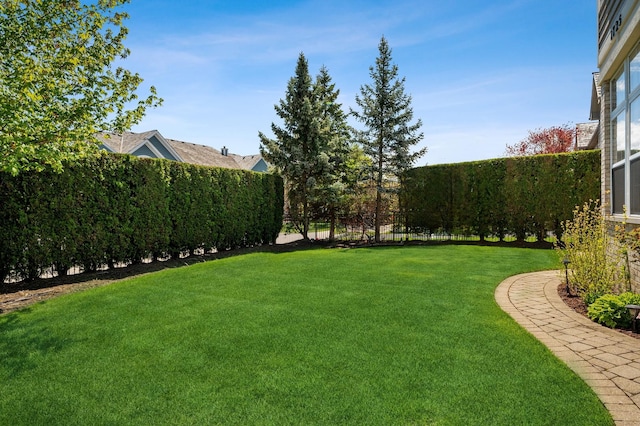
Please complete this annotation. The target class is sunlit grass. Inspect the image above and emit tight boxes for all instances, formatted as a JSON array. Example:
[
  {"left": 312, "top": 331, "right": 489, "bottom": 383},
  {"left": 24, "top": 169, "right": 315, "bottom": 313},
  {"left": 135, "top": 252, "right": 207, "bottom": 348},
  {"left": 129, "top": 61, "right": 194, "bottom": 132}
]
[{"left": 0, "top": 246, "right": 612, "bottom": 425}]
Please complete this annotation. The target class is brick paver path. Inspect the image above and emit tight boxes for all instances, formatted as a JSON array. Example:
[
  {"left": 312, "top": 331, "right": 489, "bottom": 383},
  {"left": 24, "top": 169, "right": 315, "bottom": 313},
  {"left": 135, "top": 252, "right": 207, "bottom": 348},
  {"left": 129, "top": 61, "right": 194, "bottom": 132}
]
[{"left": 496, "top": 271, "right": 640, "bottom": 426}]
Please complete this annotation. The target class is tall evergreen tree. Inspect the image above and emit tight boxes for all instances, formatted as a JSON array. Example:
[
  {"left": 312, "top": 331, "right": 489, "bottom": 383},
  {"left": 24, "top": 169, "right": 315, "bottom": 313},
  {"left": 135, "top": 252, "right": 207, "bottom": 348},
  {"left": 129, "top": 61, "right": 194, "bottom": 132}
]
[
  {"left": 311, "top": 66, "right": 351, "bottom": 240},
  {"left": 259, "top": 53, "right": 327, "bottom": 240},
  {"left": 351, "top": 36, "right": 426, "bottom": 242}
]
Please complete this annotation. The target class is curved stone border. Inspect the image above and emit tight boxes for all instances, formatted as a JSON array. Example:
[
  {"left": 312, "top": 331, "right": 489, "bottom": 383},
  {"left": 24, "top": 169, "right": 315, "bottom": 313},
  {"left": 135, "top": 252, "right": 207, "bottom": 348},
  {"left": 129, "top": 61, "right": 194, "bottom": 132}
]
[{"left": 495, "top": 271, "right": 640, "bottom": 426}]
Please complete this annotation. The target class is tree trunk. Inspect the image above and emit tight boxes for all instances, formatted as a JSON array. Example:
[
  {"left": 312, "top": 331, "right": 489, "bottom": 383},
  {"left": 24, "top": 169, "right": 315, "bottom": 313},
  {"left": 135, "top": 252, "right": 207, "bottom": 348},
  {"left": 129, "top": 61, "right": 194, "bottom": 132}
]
[
  {"left": 300, "top": 174, "right": 309, "bottom": 240},
  {"left": 375, "top": 142, "right": 383, "bottom": 243},
  {"left": 302, "top": 198, "right": 309, "bottom": 240},
  {"left": 375, "top": 190, "right": 381, "bottom": 243},
  {"left": 329, "top": 209, "right": 336, "bottom": 241}
]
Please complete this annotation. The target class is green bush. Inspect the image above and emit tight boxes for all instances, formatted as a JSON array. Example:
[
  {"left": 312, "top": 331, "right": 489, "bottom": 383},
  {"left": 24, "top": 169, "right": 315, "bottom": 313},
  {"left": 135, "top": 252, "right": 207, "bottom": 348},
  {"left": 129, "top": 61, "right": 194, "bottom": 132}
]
[
  {"left": 559, "top": 200, "right": 620, "bottom": 304},
  {"left": 587, "top": 292, "right": 640, "bottom": 329}
]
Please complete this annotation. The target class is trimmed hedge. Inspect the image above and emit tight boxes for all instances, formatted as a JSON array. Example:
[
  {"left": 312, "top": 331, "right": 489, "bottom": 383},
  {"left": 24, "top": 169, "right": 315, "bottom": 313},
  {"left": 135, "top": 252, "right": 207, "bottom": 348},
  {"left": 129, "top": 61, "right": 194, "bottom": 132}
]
[
  {"left": 0, "top": 154, "right": 283, "bottom": 283},
  {"left": 401, "top": 150, "right": 601, "bottom": 240}
]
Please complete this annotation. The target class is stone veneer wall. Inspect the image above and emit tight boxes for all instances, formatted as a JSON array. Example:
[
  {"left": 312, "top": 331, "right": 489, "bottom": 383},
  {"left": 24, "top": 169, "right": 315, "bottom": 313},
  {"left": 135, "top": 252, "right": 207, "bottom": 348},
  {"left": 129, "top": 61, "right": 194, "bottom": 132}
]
[
  {"left": 607, "top": 223, "right": 640, "bottom": 294},
  {"left": 629, "top": 255, "right": 640, "bottom": 293},
  {"left": 601, "top": 80, "right": 612, "bottom": 208}
]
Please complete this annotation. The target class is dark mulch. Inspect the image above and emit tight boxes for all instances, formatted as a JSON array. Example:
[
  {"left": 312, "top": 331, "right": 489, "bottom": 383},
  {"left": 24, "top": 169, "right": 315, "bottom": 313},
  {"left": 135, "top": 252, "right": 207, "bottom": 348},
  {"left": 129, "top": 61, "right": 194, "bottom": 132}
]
[
  {"left": 557, "top": 283, "right": 589, "bottom": 316},
  {"left": 557, "top": 283, "right": 640, "bottom": 340}
]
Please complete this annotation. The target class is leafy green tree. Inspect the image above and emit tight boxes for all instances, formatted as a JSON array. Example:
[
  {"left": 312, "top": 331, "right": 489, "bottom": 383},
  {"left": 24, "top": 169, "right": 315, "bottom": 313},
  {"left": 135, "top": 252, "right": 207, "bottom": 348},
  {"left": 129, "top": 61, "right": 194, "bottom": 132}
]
[
  {"left": 260, "top": 54, "right": 345, "bottom": 240},
  {"left": 0, "top": 0, "right": 162, "bottom": 175},
  {"left": 351, "top": 36, "right": 426, "bottom": 242},
  {"left": 340, "top": 144, "right": 376, "bottom": 238}
]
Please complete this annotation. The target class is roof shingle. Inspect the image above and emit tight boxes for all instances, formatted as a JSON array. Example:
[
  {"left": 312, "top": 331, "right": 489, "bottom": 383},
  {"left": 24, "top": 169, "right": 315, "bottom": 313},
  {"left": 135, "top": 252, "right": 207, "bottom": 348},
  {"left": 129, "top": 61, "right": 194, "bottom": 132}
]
[{"left": 98, "top": 131, "right": 267, "bottom": 171}]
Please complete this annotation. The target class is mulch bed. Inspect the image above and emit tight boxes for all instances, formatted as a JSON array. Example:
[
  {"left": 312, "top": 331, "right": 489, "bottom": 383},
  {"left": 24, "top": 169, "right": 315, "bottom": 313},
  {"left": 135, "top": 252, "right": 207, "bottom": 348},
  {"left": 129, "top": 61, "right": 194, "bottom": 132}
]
[{"left": 557, "top": 283, "right": 640, "bottom": 340}]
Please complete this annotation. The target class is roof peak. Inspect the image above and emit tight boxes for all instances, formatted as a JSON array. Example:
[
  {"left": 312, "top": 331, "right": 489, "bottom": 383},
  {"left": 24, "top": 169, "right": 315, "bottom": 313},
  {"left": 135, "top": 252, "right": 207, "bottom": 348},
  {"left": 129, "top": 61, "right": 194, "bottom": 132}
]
[{"left": 97, "top": 129, "right": 265, "bottom": 171}]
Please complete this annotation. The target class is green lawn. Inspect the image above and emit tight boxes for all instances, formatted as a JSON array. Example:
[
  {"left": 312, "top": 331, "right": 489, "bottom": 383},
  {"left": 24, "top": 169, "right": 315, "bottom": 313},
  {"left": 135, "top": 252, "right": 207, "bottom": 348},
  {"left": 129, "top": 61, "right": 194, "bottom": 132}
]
[{"left": 0, "top": 246, "right": 613, "bottom": 425}]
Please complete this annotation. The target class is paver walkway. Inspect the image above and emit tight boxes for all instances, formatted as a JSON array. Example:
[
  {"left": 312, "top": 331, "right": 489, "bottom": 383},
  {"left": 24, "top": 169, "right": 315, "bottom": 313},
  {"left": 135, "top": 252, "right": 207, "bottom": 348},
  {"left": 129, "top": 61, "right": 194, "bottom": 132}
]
[{"left": 495, "top": 271, "right": 640, "bottom": 426}]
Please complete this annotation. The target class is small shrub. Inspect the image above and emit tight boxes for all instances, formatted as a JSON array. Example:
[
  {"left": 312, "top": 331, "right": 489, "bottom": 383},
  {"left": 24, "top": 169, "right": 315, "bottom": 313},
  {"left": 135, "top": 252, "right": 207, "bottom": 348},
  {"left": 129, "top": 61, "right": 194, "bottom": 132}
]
[
  {"left": 619, "top": 292, "right": 640, "bottom": 306},
  {"left": 582, "top": 291, "right": 605, "bottom": 306},
  {"left": 558, "top": 200, "right": 621, "bottom": 304},
  {"left": 587, "top": 294, "right": 629, "bottom": 328},
  {"left": 587, "top": 292, "right": 640, "bottom": 329}
]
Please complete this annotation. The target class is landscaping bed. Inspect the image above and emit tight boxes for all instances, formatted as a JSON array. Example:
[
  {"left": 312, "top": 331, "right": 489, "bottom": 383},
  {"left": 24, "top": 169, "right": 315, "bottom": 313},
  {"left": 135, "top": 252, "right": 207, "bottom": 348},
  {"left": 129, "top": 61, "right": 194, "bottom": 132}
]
[{"left": 557, "top": 283, "right": 640, "bottom": 340}]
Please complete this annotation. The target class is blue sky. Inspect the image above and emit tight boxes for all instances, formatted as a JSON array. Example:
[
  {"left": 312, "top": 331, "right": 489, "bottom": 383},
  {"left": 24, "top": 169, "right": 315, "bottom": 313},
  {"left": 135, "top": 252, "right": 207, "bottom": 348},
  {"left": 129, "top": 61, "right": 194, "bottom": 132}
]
[{"left": 121, "top": 0, "right": 596, "bottom": 166}]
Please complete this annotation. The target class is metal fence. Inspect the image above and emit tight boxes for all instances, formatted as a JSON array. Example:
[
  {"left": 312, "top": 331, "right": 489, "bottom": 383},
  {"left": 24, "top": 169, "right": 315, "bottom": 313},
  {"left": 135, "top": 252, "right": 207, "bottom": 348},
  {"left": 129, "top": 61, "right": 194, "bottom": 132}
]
[
  {"left": 3, "top": 215, "right": 551, "bottom": 284},
  {"left": 283, "top": 213, "right": 531, "bottom": 243}
]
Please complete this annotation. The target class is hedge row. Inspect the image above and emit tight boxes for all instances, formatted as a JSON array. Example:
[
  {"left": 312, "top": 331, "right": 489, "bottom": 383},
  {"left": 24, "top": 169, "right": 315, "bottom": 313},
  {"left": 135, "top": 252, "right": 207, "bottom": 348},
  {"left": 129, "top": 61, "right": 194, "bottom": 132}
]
[
  {"left": 0, "top": 154, "right": 284, "bottom": 283},
  {"left": 401, "top": 150, "right": 601, "bottom": 240}
]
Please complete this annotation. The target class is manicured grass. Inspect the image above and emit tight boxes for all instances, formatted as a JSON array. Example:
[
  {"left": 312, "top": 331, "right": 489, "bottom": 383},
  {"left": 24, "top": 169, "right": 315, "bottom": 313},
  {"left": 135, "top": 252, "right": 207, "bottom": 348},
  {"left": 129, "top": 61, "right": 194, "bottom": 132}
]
[{"left": 0, "top": 246, "right": 612, "bottom": 425}]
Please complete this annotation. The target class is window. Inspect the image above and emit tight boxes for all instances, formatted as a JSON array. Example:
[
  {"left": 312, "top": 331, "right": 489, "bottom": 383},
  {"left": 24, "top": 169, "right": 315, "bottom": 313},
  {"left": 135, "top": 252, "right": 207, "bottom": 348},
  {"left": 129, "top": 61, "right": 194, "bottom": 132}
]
[
  {"left": 631, "top": 44, "right": 640, "bottom": 93},
  {"left": 611, "top": 44, "right": 640, "bottom": 215},
  {"left": 632, "top": 98, "right": 640, "bottom": 213},
  {"left": 613, "top": 112, "right": 626, "bottom": 163},
  {"left": 613, "top": 69, "right": 626, "bottom": 110}
]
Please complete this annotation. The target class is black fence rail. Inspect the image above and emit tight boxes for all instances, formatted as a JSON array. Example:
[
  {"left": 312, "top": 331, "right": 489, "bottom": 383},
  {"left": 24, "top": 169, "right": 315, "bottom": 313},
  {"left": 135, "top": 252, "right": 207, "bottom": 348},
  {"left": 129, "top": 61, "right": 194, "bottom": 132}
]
[
  {"left": 3, "top": 214, "right": 554, "bottom": 285},
  {"left": 283, "top": 213, "right": 553, "bottom": 244}
]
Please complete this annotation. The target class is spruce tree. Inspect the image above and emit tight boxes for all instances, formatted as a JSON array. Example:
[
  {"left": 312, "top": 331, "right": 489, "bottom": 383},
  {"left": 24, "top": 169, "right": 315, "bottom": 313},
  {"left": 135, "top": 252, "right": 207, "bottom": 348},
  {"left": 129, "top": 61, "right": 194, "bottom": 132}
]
[
  {"left": 259, "top": 53, "right": 325, "bottom": 240},
  {"left": 311, "top": 66, "right": 351, "bottom": 240},
  {"left": 351, "top": 36, "right": 426, "bottom": 242}
]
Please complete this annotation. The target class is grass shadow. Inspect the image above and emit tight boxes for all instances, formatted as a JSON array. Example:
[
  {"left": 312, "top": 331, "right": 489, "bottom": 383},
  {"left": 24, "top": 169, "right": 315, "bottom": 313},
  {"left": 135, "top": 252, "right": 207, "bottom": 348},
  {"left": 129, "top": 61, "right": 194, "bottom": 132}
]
[{"left": 0, "top": 307, "right": 74, "bottom": 376}]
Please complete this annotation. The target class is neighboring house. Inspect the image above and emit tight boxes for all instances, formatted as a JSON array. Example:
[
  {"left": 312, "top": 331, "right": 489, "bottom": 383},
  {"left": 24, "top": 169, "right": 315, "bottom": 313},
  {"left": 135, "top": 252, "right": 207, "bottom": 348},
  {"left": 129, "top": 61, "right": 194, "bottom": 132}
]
[
  {"left": 575, "top": 121, "right": 600, "bottom": 150},
  {"left": 575, "top": 73, "right": 601, "bottom": 151},
  {"left": 97, "top": 130, "right": 269, "bottom": 172},
  {"left": 596, "top": 0, "right": 640, "bottom": 290}
]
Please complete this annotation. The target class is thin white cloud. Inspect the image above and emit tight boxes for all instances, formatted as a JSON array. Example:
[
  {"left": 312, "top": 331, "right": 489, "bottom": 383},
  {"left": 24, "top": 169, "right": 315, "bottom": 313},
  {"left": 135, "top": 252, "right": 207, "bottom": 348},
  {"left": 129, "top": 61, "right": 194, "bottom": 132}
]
[
  {"left": 143, "top": 23, "right": 374, "bottom": 65},
  {"left": 375, "top": 0, "right": 531, "bottom": 48},
  {"left": 128, "top": 0, "right": 437, "bottom": 67},
  {"left": 122, "top": 0, "right": 594, "bottom": 165}
]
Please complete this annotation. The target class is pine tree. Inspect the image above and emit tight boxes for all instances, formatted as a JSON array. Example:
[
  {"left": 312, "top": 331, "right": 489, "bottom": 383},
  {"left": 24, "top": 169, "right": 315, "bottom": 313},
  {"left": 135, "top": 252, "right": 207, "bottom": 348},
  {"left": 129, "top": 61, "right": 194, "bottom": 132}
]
[
  {"left": 259, "top": 53, "right": 325, "bottom": 240},
  {"left": 351, "top": 36, "right": 426, "bottom": 242},
  {"left": 311, "top": 66, "right": 351, "bottom": 240}
]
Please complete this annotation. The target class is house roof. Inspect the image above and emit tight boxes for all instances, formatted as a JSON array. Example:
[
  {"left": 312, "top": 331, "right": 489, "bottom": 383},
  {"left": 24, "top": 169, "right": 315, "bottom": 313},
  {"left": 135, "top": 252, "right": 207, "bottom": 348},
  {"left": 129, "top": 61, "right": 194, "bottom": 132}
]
[
  {"left": 575, "top": 122, "right": 599, "bottom": 150},
  {"left": 590, "top": 72, "right": 601, "bottom": 121},
  {"left": 166, "top": 138, "right": 241, "bottom": 169},
  {"left": 97, "top": 130, "right": 157, "bottom": 153},
  {"left": 229, "top": 154, "right": 264, "bottom": 170},
  {"left": 98, "top": 130, "right": 267, "bottom": 171}
]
